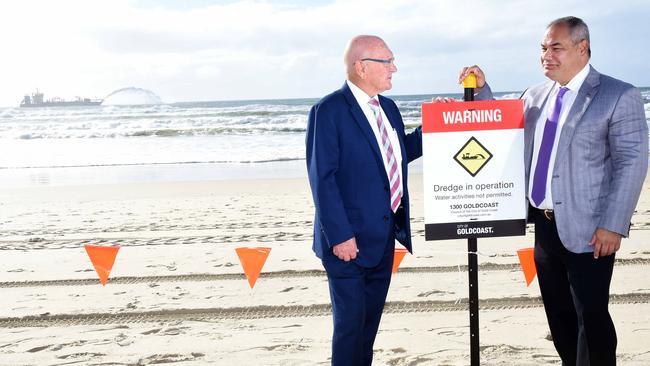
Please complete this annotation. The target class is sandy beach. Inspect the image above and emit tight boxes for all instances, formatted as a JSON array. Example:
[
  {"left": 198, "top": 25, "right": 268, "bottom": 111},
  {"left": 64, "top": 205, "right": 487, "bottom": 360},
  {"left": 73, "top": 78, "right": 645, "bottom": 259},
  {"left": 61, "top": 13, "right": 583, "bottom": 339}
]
[{"left": 1, "top": 173, "right": 649, "bottom": 365}]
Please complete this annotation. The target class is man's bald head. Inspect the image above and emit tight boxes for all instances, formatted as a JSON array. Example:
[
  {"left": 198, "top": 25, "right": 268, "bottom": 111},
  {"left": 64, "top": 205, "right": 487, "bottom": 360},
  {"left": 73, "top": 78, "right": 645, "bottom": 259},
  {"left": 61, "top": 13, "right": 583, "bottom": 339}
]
[
  {"left": 344, "top": 35, "right": 387, "bottom": 77},
  {"left": 343, "top": 35, "right": 396, "bottom": 96}
]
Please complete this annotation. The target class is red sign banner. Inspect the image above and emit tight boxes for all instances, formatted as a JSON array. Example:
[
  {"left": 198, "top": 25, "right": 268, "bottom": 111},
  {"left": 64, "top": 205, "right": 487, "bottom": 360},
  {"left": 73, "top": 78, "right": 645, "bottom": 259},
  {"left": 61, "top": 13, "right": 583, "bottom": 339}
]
[{"left": 422, "top": 99, "right": 524, "bottom": 133}]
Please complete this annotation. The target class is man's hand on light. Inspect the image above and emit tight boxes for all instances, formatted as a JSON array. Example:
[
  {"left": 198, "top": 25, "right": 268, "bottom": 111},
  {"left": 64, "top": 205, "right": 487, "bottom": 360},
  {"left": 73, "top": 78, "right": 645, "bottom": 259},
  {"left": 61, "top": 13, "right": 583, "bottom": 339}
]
[{"left": 458, "top": 65, "right": 486, "bottom": 89}]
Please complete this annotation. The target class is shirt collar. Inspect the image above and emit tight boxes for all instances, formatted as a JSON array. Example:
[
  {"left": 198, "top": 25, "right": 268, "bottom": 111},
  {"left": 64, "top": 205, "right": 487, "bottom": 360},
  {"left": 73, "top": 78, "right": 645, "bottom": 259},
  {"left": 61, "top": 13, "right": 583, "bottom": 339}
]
[
  {"left": 558, "top": 63, "right": 590, "bottom": 93},
  {"left": 346, "top": 79, "right": 377, "bottom": 106}
]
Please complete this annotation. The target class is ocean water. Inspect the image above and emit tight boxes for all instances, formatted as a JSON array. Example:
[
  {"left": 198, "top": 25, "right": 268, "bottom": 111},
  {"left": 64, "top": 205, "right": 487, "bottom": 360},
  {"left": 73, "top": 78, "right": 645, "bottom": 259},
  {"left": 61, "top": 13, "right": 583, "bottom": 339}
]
[{"left": 1, "top": 88, "right": 649, "bottom": 187}]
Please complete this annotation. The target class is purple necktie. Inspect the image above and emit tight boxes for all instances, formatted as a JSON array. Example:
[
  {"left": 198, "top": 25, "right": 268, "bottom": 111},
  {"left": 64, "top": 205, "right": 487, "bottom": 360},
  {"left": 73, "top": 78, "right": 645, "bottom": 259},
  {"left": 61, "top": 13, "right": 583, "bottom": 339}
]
[{"left": 531, "top": 86, "right": 569, "bottom": 206}]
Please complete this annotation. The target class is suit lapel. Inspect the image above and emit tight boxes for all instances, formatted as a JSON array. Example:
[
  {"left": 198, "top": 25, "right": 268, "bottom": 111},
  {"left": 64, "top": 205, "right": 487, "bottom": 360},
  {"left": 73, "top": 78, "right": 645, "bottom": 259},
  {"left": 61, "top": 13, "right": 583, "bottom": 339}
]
[
  {"left": 555, "top": 67, "right": 600, "bottom": 160},
  {"left": 378, "top": 95, "right": 399, "bottom": 130},
  {"left": 341, "top": 83, "right": 387, "bottom": 180},
  {"left": 379, "top": 94, "right": 408, "bottom": 173},
  {"left": 524, "top": 82, "right": 554, "bottom": 180},
  {"left": 525, "top": 83, "right": 553, "bottom": 131}
]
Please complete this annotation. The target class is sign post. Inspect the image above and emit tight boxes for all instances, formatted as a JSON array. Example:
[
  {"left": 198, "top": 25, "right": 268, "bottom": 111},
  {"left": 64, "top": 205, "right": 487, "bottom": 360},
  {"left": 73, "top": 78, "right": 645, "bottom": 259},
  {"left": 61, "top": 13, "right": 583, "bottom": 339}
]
[
  {"left": 464, "top": 74, "right": 480, "bottom": 366},
  {"left": 422, "top": 75, "right": 526, "bottom": 365}
]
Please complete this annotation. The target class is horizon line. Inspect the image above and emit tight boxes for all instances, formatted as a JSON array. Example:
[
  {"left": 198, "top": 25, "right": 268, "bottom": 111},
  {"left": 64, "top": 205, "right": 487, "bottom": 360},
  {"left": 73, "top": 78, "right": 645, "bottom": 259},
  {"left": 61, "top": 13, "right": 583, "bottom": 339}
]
[{"left": 2, "top": 87, "right": 649, "bottom": 108}]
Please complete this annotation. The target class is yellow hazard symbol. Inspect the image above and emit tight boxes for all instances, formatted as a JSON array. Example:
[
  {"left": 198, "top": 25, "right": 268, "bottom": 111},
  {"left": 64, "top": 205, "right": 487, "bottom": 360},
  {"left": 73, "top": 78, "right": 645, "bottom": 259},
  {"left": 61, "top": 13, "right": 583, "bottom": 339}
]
[{"left": 453, "top": 136, "right": 493, "bottom": 177}]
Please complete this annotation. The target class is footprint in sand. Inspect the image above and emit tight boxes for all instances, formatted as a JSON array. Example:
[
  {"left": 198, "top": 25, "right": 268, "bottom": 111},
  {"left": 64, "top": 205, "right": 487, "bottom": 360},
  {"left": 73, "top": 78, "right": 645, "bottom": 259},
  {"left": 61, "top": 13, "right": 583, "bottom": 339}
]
[
  {"left": 56, "top": 352, "right": 106, "bottom": 360},
  {"left": 135, "top": 353, "right": 205, "bottom": 364},
  {"left": 26, "top": 345, "right": 51, "bottom": 353},
  {"left": 417, "top": 290, "right": 451, "bottom": 297},
  {"left": 146, "top": 263, "right": 177, "bottom": 271},
  {"left": 141, "top": 328, "right": 161, "bottom": 335},
  {"left": 115, "top": 333, "right": 133, "bottom": 347}
]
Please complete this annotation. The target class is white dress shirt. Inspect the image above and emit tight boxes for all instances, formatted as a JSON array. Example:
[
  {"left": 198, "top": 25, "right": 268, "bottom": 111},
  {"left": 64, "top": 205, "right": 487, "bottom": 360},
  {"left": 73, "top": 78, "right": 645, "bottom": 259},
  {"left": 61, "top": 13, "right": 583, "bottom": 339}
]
[
  {"left": 529, "top": 63, "right": 591, "bottom": 209},
  {"left": 346, "top": 80, "right": 404, "bottom": 189}
]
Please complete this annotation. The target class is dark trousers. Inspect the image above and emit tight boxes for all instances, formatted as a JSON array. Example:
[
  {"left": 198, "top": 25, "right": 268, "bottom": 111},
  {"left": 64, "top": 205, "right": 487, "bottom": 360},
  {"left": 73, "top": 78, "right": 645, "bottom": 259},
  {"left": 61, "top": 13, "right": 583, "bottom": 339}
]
[
  {"left": 322, "top": 241, "right": 394, "bottom": 366},
  {"left": 533, "top": 209, "right": 617, "bottom": 366}
]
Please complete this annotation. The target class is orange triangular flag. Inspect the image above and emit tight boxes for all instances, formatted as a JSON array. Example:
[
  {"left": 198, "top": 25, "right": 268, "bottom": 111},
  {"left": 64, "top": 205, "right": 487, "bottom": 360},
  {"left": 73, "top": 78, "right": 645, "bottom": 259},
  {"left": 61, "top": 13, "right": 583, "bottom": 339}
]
[
  {"left": 84, "top": 244, "right": 120, "bottom": 286},
  {"left": 392, "top": 247, "right": 409, "bottom": 274},
  {"left": 517, "top": 247, "right": 537, "bottom": 286},
  {"left": 235, "top": 247, "right": 271, "bottom": 288}
]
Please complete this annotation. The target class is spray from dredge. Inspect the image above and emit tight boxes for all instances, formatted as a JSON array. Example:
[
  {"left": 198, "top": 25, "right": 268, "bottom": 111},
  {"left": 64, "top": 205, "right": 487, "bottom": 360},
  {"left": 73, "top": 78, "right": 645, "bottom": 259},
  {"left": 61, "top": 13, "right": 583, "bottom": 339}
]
[{"left": 102, "top": 87, "right": 163, "bottom": 106}]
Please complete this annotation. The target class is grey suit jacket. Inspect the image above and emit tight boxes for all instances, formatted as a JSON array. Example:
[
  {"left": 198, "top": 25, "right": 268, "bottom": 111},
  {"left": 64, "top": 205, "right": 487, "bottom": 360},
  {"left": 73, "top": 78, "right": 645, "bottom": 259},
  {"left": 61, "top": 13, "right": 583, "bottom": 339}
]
[{"left": 478, "top": 66, "right": 648, "bottom": 253}]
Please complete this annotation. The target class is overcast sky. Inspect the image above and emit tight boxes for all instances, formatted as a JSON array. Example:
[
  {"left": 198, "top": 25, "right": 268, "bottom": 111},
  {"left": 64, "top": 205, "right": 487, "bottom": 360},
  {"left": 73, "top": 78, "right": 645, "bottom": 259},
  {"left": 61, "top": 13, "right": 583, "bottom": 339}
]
[{"left": 0, "top": 0, "right": 647, "bottom": 107}]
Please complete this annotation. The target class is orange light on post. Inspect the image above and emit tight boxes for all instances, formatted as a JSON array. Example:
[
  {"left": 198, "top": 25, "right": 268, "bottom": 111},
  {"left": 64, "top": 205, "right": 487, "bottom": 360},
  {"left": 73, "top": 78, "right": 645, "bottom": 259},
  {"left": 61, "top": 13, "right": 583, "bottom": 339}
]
[{"left": 462, "top": 72, "right": 477, "bottom": 88}]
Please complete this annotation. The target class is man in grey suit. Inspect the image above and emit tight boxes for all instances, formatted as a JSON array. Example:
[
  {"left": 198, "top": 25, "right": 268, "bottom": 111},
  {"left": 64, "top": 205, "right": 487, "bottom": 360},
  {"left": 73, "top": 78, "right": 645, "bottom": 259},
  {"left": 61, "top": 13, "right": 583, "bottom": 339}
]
[{"left": 460, "top": 16, "right": 648, "bottom": 365}]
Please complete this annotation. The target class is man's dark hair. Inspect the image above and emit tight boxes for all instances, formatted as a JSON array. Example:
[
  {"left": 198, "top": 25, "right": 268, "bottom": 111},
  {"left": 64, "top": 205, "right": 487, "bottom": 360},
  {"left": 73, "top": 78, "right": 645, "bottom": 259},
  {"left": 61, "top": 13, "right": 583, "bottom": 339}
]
[{"left": 548, "top": 16, "right": 591, "bottom": 57}]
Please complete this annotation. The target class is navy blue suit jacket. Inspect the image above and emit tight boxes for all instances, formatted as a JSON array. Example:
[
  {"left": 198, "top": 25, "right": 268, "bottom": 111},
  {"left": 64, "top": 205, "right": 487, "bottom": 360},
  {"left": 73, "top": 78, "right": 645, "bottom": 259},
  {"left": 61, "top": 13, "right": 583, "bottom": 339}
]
[{"left": 306, "top": 83, "right": 422, "bottom": 267}]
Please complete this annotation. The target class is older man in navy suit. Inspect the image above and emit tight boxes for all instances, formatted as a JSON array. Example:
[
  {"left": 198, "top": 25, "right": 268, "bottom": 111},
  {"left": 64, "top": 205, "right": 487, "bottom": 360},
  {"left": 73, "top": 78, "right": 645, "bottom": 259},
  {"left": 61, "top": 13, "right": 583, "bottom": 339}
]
[
  {"left": 461, "top": 17, "right": 648, "bottom": 365},
  {"left": 306, "top": 35, "right": 422, "bottom": 365}
]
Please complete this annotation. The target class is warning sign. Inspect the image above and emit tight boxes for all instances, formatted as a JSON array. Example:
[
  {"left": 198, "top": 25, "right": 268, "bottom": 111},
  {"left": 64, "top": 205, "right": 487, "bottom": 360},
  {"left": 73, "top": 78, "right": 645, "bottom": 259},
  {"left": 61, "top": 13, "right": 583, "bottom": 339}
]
[
  {"left": 453, "top": 136, "right": 492, "bottom": 177},
  {"left": 421, "top": 99, "right": 526, "bottom": 241}
]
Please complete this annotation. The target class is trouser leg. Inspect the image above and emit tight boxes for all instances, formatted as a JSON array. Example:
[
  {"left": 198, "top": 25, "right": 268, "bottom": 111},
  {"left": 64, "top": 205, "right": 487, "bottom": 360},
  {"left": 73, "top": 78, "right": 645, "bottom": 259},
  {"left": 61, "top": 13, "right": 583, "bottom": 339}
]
[
  {"left": 534, "top": 213, "right": 578, "bottom": 365},
  {"left": 566, "top": 251, "right": 616, "bottom": 366},
  {"left": 361, "top": 247, "right": 394, "bottom": 365},
  {"left": 324, "top": 258, "right": 365, "bottom": 366},
  {"left": 533, "top": 209, "right": 617, "bottom": 365}
]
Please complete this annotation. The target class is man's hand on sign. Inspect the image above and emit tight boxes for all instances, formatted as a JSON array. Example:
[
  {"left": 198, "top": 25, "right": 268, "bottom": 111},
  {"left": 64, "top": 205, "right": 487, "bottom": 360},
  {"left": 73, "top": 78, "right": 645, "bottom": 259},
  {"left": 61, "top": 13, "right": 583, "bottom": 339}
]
[
  {"left": 431, "top": 96, "right": 458, "bottom": 103},
  {"left": 459, "top": 65, "right": 486, "bottom": 89}
]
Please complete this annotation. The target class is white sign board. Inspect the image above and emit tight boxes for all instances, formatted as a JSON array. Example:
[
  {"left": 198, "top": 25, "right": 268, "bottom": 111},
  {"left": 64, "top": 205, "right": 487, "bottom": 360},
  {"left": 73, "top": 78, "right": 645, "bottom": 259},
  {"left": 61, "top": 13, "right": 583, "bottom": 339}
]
[{"left": 422, "top": 99, "right": 526, "bottom": 240}]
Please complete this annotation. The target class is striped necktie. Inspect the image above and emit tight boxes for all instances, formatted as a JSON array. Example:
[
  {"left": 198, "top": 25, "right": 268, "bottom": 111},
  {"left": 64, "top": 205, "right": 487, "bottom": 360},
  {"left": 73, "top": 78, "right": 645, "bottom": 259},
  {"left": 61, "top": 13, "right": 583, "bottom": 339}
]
[{"left": 368, "top": 98, "right": 402, "bottom": 212}]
